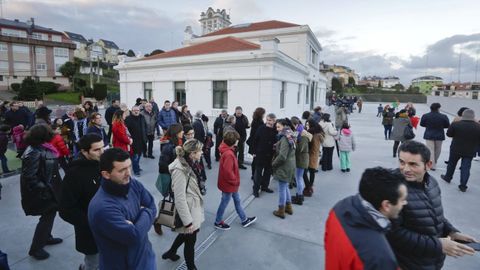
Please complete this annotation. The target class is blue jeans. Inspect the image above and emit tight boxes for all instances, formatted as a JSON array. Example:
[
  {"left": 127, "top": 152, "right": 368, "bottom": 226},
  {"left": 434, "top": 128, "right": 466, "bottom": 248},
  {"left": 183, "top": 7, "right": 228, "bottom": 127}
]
[
  {"left": 277, "top": 180, "right": 291, "bottom": 206},
  {"left": 131, "top": 154, "right": 141, "bottom": 174},
  {"left": 215, "top": 192, "right": 246, "bottom": 224},
  {"left": 445, "top": 152, "right": 473, "bottom": 188},
  {"left": 383, "top": 125, "right": 392, "bottom": 139},
  {"left": 295, "top": 168, "right": 305, "bottom": 195},
  {"left": 0, "top": 153, "right": 9, "bottom": 173}
]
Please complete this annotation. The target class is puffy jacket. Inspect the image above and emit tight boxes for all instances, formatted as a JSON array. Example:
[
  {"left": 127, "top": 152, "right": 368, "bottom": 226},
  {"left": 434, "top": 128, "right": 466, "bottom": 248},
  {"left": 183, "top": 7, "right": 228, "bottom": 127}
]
[
  {"left": 390, "top": 116, "right": 411, "bottom": 142},
  {"left": 20, "top": 145, "right": 61, "bottom": 216},
  {"left": 325, "top": 195, "right": 399, "bottom": 270},
  {"left": 295, "top": 130, "right": 312, "bottom": 169},
  {"left": 272, "top": 135, "right": 296, "bottom": 183},
  {"left": 387, "top": 173, "right": 458, "bottom": 270},
  {"left": 320, "top": 121, "right": 338, "bottom": 147},
  {"left": 446, "top": 120, "right": 480, "bottom": 157},
  {"left": 420, "top": 112, "right": 450, "bottom": 141},
  {"left": 112, "top": 121, "right": 131, "bottom": 153},
  {"left": 50, "top": 134, "right": 70, "bottom": 157},
  {"left": 12, "top": 125, "right": 27, "bottom": 150},
  {"left": 59, "top": 155, "right": 100, "bottom": 254},
  {"left": 158, "top": 108, "right": 177, "bottom": 130},
  {"left": 141, "top": 110, "right": 157, "bottom": 136},
  {"left": 337, "top": 128, "right": 356, "bottom": 152},
  {"left": 217, "top": 142, "right": 240, "bottom": 193}
]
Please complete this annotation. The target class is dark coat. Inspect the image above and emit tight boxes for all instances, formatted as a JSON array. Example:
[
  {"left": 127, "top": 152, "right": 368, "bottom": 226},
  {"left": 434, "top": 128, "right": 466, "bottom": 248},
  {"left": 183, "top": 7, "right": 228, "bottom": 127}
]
[
  {"left": 446, "top": 120, "right": 480, "bottom": 157},
  {"left": 105, "top": 105, "right": 119, "bottom": 126},
  {"left": 420, "top": 112, "right": 450, "bottom": 141},
  {"left": 250, "top": 124, "right": 277, "bottom": 166},
  {"left": 387, "top": 173, "right": 458, "bottom": 270},
  {"left": 246, "top": 118, "right": 264, "bottom": 154},
  {"left": 213, "top": 115, "right": 228, "bottom": 138},
  {"left": 125, "top": 115, "right": 147, "bottom": 154},
  {"left": 193, "top": 119, "right": 206, "bottom": 143},
  {"left": 87, "top": 125, "right": 109, "bottom": 146},
  {"left": 88, "top": 178, "right": 156, "bottom": 270},
  {"left": 59, "top": 155, "right": 101, "bottom": 255},
  {"left": 325, "top": 195, "right": 398, "bottom": 270},
  {"left": 0, "top": 131, "right": 8, "bottom": 154},
  {"left": 234, "top": 114, "right": 249, "bottom": 141},
  {"left": 5, "top": 109, "right": 29, "bottom": 128},
  {"left": 158, "top": 140, "right": 177, "bottom": 174},
  {"left": 20, "top": 146, "right": 61, "bottom": 216},
  {"left": 382, "top": 110, "right": 395, "bottom": 126}
]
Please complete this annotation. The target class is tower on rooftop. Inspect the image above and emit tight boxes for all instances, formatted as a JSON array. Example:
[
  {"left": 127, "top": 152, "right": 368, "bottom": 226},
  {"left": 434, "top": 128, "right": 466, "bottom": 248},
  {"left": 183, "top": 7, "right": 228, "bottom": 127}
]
[{"left": 199, "top": 7, "right": 231, "bottom": 35}]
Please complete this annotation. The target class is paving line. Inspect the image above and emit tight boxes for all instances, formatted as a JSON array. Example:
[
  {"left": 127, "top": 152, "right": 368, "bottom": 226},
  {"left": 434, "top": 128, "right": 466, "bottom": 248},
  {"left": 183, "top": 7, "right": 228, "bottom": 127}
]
[{"left": 175, "top": 194, "right": 256, "bottom": 270}]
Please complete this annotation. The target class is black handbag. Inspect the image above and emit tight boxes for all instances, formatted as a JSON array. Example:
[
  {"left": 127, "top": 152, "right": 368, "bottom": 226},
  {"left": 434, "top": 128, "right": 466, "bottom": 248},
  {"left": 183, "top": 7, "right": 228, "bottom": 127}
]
[{"left": 403, "top": 124, "right": 415, "bottom": 140}]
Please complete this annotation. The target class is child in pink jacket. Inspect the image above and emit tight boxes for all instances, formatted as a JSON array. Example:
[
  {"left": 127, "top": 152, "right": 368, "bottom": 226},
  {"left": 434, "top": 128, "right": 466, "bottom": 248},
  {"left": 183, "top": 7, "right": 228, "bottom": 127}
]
[{"left": 12, "top": 124, "right": 27, "bottom": 157}]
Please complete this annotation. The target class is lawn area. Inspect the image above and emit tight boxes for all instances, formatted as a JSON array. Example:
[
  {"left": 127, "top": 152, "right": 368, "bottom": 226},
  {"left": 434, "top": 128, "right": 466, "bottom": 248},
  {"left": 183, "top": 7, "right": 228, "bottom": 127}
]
[
  {"left": 45, "top": 92, "right": 81, "bottom": 104},
  {"left": 5, "top": 149, "right": 21, "bottom": 173}
]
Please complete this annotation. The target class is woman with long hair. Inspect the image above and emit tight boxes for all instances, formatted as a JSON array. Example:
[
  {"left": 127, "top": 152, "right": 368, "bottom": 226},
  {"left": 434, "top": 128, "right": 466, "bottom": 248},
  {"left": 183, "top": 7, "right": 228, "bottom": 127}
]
[
  {"left": 87, "top": 112, "right": 109, "bottom": 147},
  {"left": 247, "top": 107, "right": 266, "bottom": 179},
  {"left": 290, "top": 117, "right": 312, "bottom": 206},
  {"left": 319, "top": 113, "right": 337, "bottom": 171},
  {"left": 111, "top": 110, "right": 132, "bottom": 153},
  {"left": 83, "top": 101, "right": 97, "bottom": 118},
  {"left": 272, "top": 118, "right": 296, "bottom": 219},
  {"left": 162, "top": 139, "right": 205, "bottom": 270},
  {"left": 180, "top": 105, "right": 192, "bottom": 127},
  {"left": 20, "top": 124, "right": 63, "bottom": 260},
  {"left": 303, "top": 118, "right": 324, "bottom": 196}
]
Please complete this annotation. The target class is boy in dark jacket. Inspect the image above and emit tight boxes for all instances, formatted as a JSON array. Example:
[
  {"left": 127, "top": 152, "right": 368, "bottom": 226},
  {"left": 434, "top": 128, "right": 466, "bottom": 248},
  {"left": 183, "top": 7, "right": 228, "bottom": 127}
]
[
  {"left": 0, "top": 125, "right": 11, "bottom": 173},
  {"left": 325, "top": 167, "right": 407, "bottom": 270},
  {"left": 214, "top": 130, "right": 256, "bottom": 230},
  {"left": 60, "top": 134, "right": 104, "bottom": 270}
]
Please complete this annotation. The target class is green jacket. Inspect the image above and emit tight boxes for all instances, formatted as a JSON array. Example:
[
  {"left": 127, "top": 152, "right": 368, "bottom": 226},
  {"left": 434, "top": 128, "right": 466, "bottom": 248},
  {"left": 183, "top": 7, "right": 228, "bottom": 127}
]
[
  {"left": 296, "top": 130, "right": 312, "bottom": 169},
  {"left": 272, "top": 136, "right": 296, "bottom": 182}
]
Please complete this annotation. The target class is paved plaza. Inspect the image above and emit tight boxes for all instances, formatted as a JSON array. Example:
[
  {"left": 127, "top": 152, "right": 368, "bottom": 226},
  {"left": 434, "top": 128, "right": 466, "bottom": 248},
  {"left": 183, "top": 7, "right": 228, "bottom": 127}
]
[{"left": 0, "top": 102, "right": 479, "bottom": 269}]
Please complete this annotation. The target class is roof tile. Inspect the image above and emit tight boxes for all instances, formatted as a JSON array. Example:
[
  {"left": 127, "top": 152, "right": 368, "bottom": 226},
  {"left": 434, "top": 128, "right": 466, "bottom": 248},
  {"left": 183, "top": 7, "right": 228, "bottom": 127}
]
[{"left": 202, "top": 20, "right": 300, "bottom": 37}]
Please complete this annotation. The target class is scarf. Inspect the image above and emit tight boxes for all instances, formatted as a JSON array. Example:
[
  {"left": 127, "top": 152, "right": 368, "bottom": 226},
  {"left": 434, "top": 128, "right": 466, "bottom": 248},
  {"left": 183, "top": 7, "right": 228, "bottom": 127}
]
[
  {"left": 296, "top": 124, "right": 304, "bottom": 140},
  {"left": 102, "top": 177, "right": 130, "bottom": 198},
  {"left": 358, "top": 194, "right": 391, "bottom": 230},
  {"left": 42, "top": 142, "right": 60, "bottom": 158},
  {"left": 185, "top": 156, "right": 205, "bottom": 183},
  {"left": 278, "top": 127, "right": 296, "bottom": 148}
]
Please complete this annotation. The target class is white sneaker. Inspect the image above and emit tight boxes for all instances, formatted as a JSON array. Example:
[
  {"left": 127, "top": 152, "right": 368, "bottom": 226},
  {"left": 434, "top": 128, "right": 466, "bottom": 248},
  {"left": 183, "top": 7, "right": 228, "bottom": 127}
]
[{"left": 473, "top": 157, "right": 480, "bottom": 161}]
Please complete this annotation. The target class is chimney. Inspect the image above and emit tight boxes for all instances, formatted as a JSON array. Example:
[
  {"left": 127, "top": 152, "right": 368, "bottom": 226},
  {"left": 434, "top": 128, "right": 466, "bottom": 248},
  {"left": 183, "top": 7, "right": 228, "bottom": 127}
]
[
  {"left": 184, "top": 26, "right": 194, "bottom": 42},
  {"left": 260, "top": 37, "right": 279, "bottom": 52}
]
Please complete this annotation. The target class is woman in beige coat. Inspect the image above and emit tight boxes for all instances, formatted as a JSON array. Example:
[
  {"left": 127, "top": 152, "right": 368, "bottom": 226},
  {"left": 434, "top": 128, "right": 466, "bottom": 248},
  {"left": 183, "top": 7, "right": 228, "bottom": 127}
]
[{"left": 162, "top": 139, "right": 205, "bottom": 270}]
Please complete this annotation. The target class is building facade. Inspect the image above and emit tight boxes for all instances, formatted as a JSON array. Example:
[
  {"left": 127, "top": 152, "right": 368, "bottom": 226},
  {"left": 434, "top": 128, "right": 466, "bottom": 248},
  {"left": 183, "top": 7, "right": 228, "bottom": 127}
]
[
  {"left": 432, "top": 82, "right": 480, "bottom": 100},
  {"left": 382, "top": 76, "right": 400, "bottom": 88},
  {"left": 0, "top": 18, "right": 75, "bottom": 90},
  {"left": 411, "top": 75, "right": 443, "bottom": 95},
  {"left": 320, "top": 63, "right": 359, "bottom": 89},
  {"left": 199, "top": 7, "right": 231, "bottom": 35},
  {"left": 117, "top": 20, "right": 327, "bottom": 119}
]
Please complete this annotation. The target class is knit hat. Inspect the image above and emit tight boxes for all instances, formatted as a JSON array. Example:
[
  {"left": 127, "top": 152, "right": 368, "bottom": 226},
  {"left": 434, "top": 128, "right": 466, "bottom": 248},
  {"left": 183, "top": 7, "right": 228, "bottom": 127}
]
[{"left": 462, "top": 109, "right": 475, "bottom": 121}]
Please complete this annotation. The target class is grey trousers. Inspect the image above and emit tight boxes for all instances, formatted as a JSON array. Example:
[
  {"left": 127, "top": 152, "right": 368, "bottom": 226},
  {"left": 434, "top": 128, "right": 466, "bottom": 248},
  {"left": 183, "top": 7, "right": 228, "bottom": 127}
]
[
  {"left": 426, "top": 140, "right": 443, "bottom": 169},
  {"left": 84, "top": 253, "right": 99, "bottom": 270}
]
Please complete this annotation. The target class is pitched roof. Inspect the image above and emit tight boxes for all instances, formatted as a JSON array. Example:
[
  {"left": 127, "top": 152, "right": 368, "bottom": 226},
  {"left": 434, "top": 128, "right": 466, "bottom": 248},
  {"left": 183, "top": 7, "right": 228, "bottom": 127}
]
[
  {"left": 142, "top": 36, "right": 260, "bottom": 60},
  {"left": 99, "top": 39, "right": 119, "bottom": 49},
  {"left": 0, "top": 18, "right": 63, "bottom": 35},
  {"left": 202, "top": 20, "right": 300, "bottom": 37},
  {"left": 64, "top": 31, "right": 88, "bottom": 43}
]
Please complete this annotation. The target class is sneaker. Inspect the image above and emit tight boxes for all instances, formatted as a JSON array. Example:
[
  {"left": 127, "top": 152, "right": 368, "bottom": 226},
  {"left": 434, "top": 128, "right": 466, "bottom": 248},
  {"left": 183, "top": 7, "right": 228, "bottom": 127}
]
[
  {"left": 458, "top": 185, "right": 468, "bottom": 192},
  {"left": 161, "top": 251, "right": 180, "bottom": 261},
  {"left": 148, "top": 155, "right": 156, "bottom": 159},
  {"left": 29, "top": 248, "right": 50, "bottom": 260},
  {"left": 46, "top": 237, "right": 63, "bottom": 245},
  {"left": 214, "top": 221, "right": 231, "bottom": 230},
  {"left": 261, "top": 188, "right": 274, "bottom": 193},
  {"left": 440, "top": 174, "right": 451, "bottom": 183},
  {"left": 241, "top": 217, "right": 257, "bottom": 228},
  {"left": 341, "top": 169, "right": 346, "bottom": 173}
]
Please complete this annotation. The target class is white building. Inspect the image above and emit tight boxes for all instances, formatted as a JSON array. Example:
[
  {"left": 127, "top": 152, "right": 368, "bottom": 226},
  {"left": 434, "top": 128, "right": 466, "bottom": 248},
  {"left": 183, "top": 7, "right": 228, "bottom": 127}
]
[
  {"left": 199, "top": 7, "right": 231, "bottom": 35},
  {"left": 382, "top": 76, "right": 400, "bottom": 88},
  {"left": 116, "top": 20, "right": 327, "bottom": 118}
]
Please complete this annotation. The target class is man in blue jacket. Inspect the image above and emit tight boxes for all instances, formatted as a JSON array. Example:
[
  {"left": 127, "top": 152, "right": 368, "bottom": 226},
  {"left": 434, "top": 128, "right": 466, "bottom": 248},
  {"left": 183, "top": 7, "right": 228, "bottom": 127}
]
[
  {"left": 420, "top": 102, "right": 450, "bottom": 170},
  {"left": 88, "top": 148, "right": 157, "bottom": 270},
  {"left": 158, "top": 100, "right": 178, "bottom": 134}
]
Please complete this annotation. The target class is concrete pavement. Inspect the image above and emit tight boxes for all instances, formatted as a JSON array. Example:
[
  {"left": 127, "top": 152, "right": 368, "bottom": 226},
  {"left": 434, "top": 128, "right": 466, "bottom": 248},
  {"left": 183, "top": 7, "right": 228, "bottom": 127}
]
[{"left": 0, "top": 102, "right": 479, "bottom": 269}]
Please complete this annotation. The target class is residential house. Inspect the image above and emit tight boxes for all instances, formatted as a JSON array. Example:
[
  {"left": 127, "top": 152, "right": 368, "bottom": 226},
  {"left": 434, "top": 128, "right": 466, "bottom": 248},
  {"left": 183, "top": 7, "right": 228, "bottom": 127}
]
[{"left": 411, "top": 75, "right": 443, "bottom": 95}]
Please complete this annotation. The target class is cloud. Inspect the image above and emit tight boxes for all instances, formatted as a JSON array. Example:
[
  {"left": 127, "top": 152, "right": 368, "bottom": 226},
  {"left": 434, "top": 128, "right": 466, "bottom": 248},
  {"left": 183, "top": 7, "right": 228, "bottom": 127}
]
[{"left": 212, "top": 0, "right": 264, "bottom": 23}]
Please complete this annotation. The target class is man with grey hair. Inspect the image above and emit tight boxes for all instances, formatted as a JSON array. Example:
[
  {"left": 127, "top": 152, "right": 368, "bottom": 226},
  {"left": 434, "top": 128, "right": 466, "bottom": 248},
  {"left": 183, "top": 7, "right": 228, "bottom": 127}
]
[
  {"left": 125, "top": 106, "right": 147, "bottom": 176},
  {"left": 441, "top": 109, "right": 480, "bottom": 192},
  {"left": 250, "top": 113, "right": 277, "bottom": 197},
  {"left": 141, "top": 103, "right": 157, "bottom": 159},
  {"left": 234, "top": 106, "right": 250, "bottom": 169},
  {"left": 214, "top": 109, "right": 229, "bottom": 161}
]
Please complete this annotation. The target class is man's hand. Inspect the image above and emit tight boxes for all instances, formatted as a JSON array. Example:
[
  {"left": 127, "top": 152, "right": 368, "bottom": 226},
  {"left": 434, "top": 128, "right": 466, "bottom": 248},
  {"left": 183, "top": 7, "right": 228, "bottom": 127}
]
[
  {"left": 440, "top": 237, "right": 475, "bottom": 257},
  {"left": 449, "top": 232, "right": 478, "bottom": 243},
  {"left": 126, "top": 220, "right": 133, "bottom": 225}
]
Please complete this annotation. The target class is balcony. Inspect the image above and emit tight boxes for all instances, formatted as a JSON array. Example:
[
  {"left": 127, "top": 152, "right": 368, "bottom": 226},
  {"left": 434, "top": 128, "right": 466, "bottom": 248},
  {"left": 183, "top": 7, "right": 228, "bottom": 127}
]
[{"left": 0, "top": 35, "right": 76, "bottom": 49}]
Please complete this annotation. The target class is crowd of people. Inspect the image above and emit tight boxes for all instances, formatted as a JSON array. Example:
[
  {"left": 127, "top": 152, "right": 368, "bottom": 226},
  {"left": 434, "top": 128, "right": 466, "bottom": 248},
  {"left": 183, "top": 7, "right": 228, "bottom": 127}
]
[{"left": 0, "top": 96, "right": 479, "bottom": 270}]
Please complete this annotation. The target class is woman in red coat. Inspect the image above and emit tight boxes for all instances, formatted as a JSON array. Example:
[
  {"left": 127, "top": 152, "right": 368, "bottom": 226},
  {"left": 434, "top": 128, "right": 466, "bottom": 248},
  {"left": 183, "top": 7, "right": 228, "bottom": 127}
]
[
  {"left": 50, "top": 120, "right": 71, "bottom": 171},
  {"left": 111, "top": 110, "right": 132, "bottom": 153},
  {"left": 213, "top": 130, "right": 256, "bottom": 230}
]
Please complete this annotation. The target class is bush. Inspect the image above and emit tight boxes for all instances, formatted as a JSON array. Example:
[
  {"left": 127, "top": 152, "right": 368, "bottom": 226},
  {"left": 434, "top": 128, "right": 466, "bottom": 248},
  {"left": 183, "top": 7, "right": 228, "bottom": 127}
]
[
  {"left": 93, "top": 83, "right": 108, "bottom": 100},
  {"left": 10, "top": 83, "right": 21, "bottom": 92},
  {"left": 18, "top": 77, "right": 41, "bottom": 101},
  {"left": 36, "top": 81, "right": 59, "bottom": 94},
  {"left": 82, "top": 86, "right": 94, "bottom": 98},
  {"left": 74, "top": 78, "right": 87, "bottom": 92}
]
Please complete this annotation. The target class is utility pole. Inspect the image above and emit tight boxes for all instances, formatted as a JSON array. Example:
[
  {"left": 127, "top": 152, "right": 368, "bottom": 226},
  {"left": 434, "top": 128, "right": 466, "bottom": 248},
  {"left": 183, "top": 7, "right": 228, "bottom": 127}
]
[
  {"left": 457, "top": 46, "right": 462, "bottom": 83},
  {"left": 88, "top": 40, "right": 93, "bottom": 89},
  {"left": 475, "top": 48, "right": 479, "bottom": 83},
  {"left": 97, "top": 56, "right": 100, "bottom": 83}
]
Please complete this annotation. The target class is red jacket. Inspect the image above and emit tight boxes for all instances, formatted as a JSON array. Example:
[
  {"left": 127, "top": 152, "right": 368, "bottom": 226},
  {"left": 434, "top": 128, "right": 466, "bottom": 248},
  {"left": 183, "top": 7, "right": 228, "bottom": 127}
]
[
  {"left": 50, "top": 134, "right": 70, "bottom": 157},
  {"left": 112, "top": 121, "right": 131, "bottom": 153},
  {"left": 217, "top": 142, "right": 240, "bottom": 193}
]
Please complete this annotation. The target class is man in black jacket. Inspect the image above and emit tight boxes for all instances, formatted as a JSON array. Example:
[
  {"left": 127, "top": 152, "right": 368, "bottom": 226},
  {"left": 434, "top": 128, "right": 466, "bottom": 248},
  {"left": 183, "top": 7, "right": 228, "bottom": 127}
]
[
  {"left": 441, "top": 109, "right": 480, "bottom": 192},
  {"left": 125, "top": 106, "right": 147, "bottom": 176},
  {"left": 60, "top": 134, "right": 104, "bottom": 270},
  {"left": 104, "top": 100, "right": 120, "bottom": 142},
  {"left": 388, "top": 141, "right": 476, "bottom": 270},
  {"left": 213, "top": 110, "right": 228, "bottom": 161},
  {"left": 251, "top": 113, "right": 277, "bottom": 197},
  {"left": 420, "top": 102, "right": 450, "bottom": 170},
  {"left": 234, "top": 106, "right": 249, "bottom": 169}
]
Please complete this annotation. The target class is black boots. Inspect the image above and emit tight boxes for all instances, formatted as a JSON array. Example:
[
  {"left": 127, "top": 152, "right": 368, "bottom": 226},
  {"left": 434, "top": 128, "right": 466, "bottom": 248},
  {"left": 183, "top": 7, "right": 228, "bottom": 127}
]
[{"left": 291, "top": 194, "right": 304, "bottom": 205}]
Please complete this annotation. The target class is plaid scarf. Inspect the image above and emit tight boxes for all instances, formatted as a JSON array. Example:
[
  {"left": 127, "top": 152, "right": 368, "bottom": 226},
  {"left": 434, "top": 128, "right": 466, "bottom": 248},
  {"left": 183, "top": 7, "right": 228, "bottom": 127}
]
[{"left": 185, "top": 156, "right": 205, "bottom": 184}]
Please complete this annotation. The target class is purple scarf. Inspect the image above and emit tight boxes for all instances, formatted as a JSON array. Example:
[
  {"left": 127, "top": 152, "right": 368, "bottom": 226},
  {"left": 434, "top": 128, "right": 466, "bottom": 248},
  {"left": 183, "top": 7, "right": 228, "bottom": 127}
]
[{"left": 42, "top": 142, "right": 60, "bottom": 158}]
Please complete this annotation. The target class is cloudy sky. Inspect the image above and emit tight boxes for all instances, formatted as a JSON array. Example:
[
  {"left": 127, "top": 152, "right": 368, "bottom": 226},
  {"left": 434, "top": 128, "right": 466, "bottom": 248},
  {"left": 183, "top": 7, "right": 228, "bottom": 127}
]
[{"left": 4, "top": 0, "right": 480, "bottom": 84}]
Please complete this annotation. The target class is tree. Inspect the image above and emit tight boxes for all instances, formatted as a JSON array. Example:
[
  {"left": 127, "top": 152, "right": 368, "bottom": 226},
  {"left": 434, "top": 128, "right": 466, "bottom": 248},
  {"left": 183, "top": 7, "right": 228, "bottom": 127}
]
[
  {"left": 145, "top": 49, "right": 165, "bottom": 57},
  {"left": 348, "top": 76, "right": 356, "bottom": 87},
  {"left": 393, "top": 83, "right": 405, "bottom": 91},
  {"left": 126, "top": 49, "right": 136, "bottom": 57},
  {"left": 332, "top": 77, "right": 343, "bottom": 93},
  {"left": 377, "top": 80, "right": 382, "bottom": 88},
  {"left": 19, "top": 77, "right": 40, "bottom": 101},
  {"left": 60, "top": 61, "right": 78, "bottom": 91}
]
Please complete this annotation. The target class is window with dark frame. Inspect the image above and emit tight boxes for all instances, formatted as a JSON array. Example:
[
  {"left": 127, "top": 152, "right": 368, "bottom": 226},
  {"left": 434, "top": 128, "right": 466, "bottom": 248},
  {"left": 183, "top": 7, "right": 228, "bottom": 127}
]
[
  {"left": 143, "top": 82, "right": 152, "bottom": 101},
  {"left": 174, "top": 81, "right": 186, "bottom": 105},
  {"left": 212, "top": 80, "right": 227, "bottom": 109}
]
